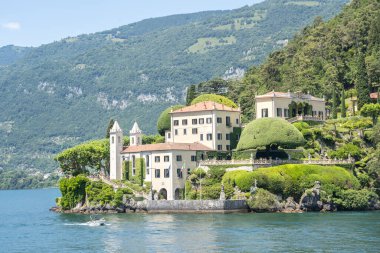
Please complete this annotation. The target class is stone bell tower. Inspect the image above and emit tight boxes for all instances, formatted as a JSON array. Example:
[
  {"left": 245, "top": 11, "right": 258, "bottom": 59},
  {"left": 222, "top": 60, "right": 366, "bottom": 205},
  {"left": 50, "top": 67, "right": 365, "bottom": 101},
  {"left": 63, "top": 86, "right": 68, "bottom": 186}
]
[
  {"left": 130, "top": 122, "right": 142, "bottom": 146},
  {"left": 110, "top": 121, "right": 123, "bottom": 180}
]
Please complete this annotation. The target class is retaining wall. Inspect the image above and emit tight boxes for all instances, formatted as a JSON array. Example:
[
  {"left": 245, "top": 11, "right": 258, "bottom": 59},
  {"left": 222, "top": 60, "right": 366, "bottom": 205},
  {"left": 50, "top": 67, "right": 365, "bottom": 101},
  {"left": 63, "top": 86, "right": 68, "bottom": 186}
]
[{"left": 146, "top": 200, "right": 249, "bottom": 213}]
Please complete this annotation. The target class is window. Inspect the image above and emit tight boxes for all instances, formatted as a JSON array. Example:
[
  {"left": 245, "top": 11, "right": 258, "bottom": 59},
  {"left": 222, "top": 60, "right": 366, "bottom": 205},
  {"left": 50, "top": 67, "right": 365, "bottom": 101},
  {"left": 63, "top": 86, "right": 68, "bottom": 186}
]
[
  {"left": 199, "top": 118, "right": 204, "bottom": 124},
  {"left": 164, "top": 156, "right": 169, "bottom": 162},
  {"left": 262, "top": 108, "right": 269, "bottom": 118},
  {"left": 111, "top": 136, "right": 114, "bottom": 144},
  {"left": 174, "top": 120, "right": 179, "bottom": 126},
  {"left": 132, "top": 155, "right": 136, "bottom": 168},
  {"left": 177, "top": 168, "right": 183, "bottom": 178},
  {"left": 155, "top": 156, "right": 160, "bottom": 163},
  {"left": 167, "top": 132, "right": 171, "bottom": 139},
  {"left": 217, "top": 117, "right": 222, "bottom": 123},
  {"left": 217, "top": 145, "right": 223, "bottom": 151},
  {"left": 207, "top": 134, "right": 212, "bottom": 141},
  {"left": 319, "top": 111, "right": 324, "bottom": 118},
  {"left": 182, "top": 119, "right": 188, "bottom": 126},
  {"left": 155, "top": 169, "right": 160, "bottom": 178},
  {"left": 146, "top": 168, "right": 150, "bottom": 175},
  {"left": 183, "top": 129, "right": 187, "bottom": 135},
  {"left": 176, "top": 155, "right": 182, "bottom": 162},
  {"left": 191, "top": 155, "right": 197, "bottom": 162},
  {"left": 146, "top": 155, "right": 150, "bottom": 167},
  {"left": 217, "top": 133, "right": 222, "bottom": 140},
  {"left": 192, "top": 128, "right": 198, "bottom": 134},
  {"left": 236, "top": 118, "right": 239, "bottom": 125},
  {"left": 187, "top": 168, "right": 191, "bottom": 175},
  {"left": 164, "top": 169, "right": 170, "bottom": 178},
  {"left": 175, "top": 129, "right": 178, "bottom": 135},
  {"left": 200, "top": 134, "right": 203, "bottom": 141},
  {"left": 226, "top": 133, "right": 231, "bottom": 140},
  {"left": 192, "top": 119, "right": 197, "bottom": 125},
  {"left": 226, "top": 116, "right": 231, "bottom": 126},
  {"left": 277, "top": 108, "right": 283, "bottom": 117},
  {"left": 131, "top": 137, "right": 134, "bottom": 145},
  {"left": 226, "top": 145, "right": 231, "bottom": 151},
  {"left": 206, "top": 117, "right": 212, "bottom": 124},
  {"left": 284, "top": 109, "right": 289, "bottom": 118}
]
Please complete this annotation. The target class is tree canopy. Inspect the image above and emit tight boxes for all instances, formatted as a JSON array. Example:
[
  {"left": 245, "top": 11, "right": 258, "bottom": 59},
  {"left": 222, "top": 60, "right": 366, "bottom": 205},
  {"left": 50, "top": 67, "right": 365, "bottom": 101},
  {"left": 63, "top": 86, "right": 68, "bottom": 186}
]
[
  {"left": 156, "top": 105, "right": 185, "bottom": 136},
  {"left": 360, "top": 103, "right": 380, "bottom": 124},
  {"left": 237, "top": 118, "right": 305, "bottom": 150},
  {"left": 191, "top": 94, "right": 238, "bottom": 108}
]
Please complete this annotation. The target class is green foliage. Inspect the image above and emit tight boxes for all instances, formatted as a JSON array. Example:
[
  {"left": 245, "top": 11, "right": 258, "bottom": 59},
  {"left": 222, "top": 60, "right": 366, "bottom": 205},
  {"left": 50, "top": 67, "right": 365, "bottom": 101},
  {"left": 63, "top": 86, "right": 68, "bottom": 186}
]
[
  {"left": 237, "top": 118, "right": 305, "bottom": 150},
  {"left": 329, "top": 143, "right": 363, "bottom": 160},
  {"left": 191, "top": 94, "right": 238, "bottom": 108},
  {"left": 0, "top": 169, "right": 59, "bottom": 190},
  {"left": 105, "top": 119, "right": 115, "bottom": 138},
  {"left": 127, "top": 158, "right": 146, "bottom": 186},
  {"left": 222, "top": 165, "right": 359, "bottom": 200},
  {"left": 85, "top": 181, "right": 114, "bottom": 206},
  {"left": 58, "top": 175, "right": 89, "bottom": 210},
  {"left": 112, "top": 188, "right": 133, "bottom": 207},
  {"left": 355, "top": 53, "right": 372, "bottom": 109},
  {"left": 341, "top": 89, "right": 346, "bottom": 118},
  {"left": 334, "top": 189, "right": 378, "bottom": 210},
  {"left": 156, "top": 105, "right": 185, "bottom": 136},
  {"left": 247, "top": 189, "right": 281, "bottom": 212},
  {"left": 186, "top": 85, "right": 196, "bottom": 105},
  {"left": 332, "top": 87, "right": 338, "bottom": 119},
  {"left": 55, "top": 139, "right": 109, "bottom": 176},
  {"left": 360, "top": 103, "right": 380, "bottom": 125}
]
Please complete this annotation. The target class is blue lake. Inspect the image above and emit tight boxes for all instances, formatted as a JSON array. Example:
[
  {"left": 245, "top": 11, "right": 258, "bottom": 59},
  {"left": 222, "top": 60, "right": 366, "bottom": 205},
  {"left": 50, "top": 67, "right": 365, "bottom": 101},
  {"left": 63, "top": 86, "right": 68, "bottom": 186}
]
[{"left": 0, "top": 188, "right": 379, "bottom": 252}]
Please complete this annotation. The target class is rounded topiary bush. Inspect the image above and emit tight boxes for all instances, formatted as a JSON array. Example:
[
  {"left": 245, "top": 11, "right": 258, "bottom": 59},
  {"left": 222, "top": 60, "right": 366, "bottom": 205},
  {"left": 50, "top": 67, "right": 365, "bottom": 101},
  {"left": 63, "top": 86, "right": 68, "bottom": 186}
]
[
  {"left": 237, "top": 118, "right": 305, "bottom": 150},
  {"left": 191, "top": 94, "right": 238, "bottom": 108},
  {"left": 157, "top": 105, "right": 184, "bottom": 136}
]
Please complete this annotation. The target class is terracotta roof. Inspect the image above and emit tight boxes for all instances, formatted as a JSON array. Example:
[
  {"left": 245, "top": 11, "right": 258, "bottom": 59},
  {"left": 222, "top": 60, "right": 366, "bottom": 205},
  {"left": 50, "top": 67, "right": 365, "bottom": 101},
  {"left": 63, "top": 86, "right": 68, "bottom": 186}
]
[
  {"left": 121, "top": 142, "right": 212, "bottom": 153},
  {"left": 171, "top": 101, "right": 240, "bottom": 114},
  {"left": 255, "top": 91, "right": 324, "bottom": 102},
  {"left": 370, "top": 92, "right": 379, "bottom": 99}
]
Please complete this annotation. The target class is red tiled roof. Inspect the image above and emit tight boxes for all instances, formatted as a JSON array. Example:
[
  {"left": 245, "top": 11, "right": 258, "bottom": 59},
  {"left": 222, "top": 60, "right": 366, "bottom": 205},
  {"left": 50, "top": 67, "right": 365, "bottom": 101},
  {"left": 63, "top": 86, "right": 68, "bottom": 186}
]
[
  {"left": 255, "top": 91, "right": 324, "bottom": 102},
  {"left": 171, "top": 101, "right": 240, "bottom": 114},
  {"left": 121, "top": 142, "right": 212, "bottom": 153},
  {"left": 370, "top": 92, "right": 378, "bottom": 99}
]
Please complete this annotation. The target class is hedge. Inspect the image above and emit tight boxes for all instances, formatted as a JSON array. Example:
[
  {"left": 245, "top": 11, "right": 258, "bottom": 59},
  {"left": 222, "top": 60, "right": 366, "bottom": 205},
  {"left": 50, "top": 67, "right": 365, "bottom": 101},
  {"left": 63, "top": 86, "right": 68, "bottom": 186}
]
[{"left": 191, "top": 94, "right": 238, "bottom": 108}]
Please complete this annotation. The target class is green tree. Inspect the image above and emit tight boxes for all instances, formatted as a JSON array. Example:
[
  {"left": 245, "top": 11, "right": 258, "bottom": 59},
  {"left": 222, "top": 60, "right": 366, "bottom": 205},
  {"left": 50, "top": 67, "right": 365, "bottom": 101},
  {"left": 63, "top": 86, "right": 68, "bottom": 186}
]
[
  {"left": 156, "top": 105, "right": 185, "bottom": 136},
  {"left": 360, "top": 103, "right": 380, "bottom": 125},
  {"left": 186, "top": 85, "right": 196, "bottom": 106},
  {"left": 356, "top": 53, "right": 372, "bottom": 109},
  {"left": 237, "top": 118, "right": 305, "bottom": 150},
  {"left": 341, "top": 89, "right": 346, "bottom": 118},
  {"left": 331, "top": 87, "right": 338, "bottom": 119},
  {"left": 105, "top": 119, "right": 115, "bottom": 138},
  {"left": 191, "top": 94, "right": 238, "bottom": 108}
]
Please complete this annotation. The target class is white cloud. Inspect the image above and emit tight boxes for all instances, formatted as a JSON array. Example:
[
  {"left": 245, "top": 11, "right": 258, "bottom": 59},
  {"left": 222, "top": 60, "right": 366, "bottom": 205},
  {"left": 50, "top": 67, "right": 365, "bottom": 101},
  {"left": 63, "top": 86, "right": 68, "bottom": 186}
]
[{"left": 2, "top": 22, "right": 21, "bottom": 30}]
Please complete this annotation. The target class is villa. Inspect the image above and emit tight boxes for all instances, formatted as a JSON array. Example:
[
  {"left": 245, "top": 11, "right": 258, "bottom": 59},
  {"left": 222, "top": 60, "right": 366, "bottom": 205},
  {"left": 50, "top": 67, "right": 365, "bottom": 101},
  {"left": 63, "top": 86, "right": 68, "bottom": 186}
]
[
  {"left": 255, "top": 91, "right": 326, "bottom": 120},
  {"left": 109, "top": 101, "right": 242, "bottom": 200}
]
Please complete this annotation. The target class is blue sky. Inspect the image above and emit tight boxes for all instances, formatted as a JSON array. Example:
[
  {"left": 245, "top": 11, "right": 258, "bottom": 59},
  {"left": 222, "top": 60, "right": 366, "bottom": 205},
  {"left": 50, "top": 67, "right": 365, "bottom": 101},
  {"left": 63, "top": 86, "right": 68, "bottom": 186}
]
[{"left": 0, "top": 0, "right": 263, "bottom": 47}]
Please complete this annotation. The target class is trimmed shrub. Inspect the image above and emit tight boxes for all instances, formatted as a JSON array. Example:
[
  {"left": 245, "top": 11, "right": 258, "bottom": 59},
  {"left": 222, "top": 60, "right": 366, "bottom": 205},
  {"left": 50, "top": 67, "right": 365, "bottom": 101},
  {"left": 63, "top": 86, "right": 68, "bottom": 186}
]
[
  {"left": 191, "top": 94, "right": 238, "bottom": 108},
  {"left": 157, "top": 105, "right": 185, "bottom": 136},
  {"left": 329, "top": 143, "right": 363, "bottom": 160},
  {"left": 86, "top": 181, "right": 114, "bottom": 206},
  {"left": 237, "top": 118, "right": 305, "bottom": 150}
]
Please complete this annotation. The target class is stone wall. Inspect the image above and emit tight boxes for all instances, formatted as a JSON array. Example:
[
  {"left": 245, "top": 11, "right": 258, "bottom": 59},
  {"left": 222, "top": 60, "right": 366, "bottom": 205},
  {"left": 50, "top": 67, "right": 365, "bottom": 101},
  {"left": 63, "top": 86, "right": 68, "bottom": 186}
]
[{"left": 146, "top": 200, "right": 249, "bottom": 213}]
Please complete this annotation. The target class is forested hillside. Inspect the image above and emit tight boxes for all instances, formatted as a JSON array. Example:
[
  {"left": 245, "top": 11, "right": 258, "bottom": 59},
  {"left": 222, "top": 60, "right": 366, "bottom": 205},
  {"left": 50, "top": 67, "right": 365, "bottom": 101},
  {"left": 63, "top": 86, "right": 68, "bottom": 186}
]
[
  {"left": 225, "top": 0, "right": 380, "bottom": 120},
  {"left": 0, "top": 0, "right": 347, "bottom": 176}
]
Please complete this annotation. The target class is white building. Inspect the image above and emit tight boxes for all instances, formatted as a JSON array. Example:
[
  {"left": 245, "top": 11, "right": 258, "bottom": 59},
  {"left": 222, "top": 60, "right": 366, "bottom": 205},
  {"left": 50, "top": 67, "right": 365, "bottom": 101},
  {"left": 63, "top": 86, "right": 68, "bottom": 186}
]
[
  {"left": 109, "top": 101, "right": 241, "bottom": 200},
  {"left": 255, "top": 91, "right": 326, "bottom": 120}
]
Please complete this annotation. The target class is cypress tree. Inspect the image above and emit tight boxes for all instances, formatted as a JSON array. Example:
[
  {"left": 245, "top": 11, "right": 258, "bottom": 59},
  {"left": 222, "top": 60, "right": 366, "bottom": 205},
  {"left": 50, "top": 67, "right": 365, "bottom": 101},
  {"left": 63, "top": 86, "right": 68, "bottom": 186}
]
[
  {"left": 332, "top": 87, "right": 337, "bottom": 119},
  {"left": 105, "top": 119, "right": 115, "bottom": 138},
  {"left": 356, "top": 53, "right": 371, "bottom": 109},
  {"left": 341, "top": 89, "right": 346, "bottom": 118},
  {"left": 186, "top": 85, "right": 196, "bottom": 105}
]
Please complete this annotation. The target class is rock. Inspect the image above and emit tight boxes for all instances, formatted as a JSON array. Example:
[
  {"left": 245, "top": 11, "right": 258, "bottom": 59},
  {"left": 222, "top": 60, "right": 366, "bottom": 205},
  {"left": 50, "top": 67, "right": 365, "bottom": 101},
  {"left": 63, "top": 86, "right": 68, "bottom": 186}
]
[
  {"left": 299, "top": 181, "right": 323, "bottom": 211},
  {"left": 284, "top": 197, "right": 299, "bottom": 211}
]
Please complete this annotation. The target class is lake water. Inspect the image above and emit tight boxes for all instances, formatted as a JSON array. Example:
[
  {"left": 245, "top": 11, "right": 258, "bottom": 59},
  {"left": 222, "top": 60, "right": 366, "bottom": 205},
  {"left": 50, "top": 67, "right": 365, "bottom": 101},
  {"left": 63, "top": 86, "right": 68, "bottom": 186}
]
[{"left": 0, "top": 188, "right": 379, "bottom": 253}]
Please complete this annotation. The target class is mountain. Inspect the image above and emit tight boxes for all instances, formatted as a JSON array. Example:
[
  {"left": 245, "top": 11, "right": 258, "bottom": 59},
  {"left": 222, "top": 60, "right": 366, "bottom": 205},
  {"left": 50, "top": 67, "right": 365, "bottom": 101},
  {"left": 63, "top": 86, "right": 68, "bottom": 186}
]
[
  {"left": 0, "top": 45, "right": 31, "bottom": 66},
  {"left": 0, "top": 0, "right": 347, "bottom": 173}
]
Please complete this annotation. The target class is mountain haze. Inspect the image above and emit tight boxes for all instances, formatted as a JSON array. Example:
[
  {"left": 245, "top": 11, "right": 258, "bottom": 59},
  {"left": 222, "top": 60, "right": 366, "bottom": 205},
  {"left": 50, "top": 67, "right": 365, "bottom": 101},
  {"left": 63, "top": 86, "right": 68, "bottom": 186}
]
[{"left": 0, "top": 0, "right": 347, "bottom": 173}]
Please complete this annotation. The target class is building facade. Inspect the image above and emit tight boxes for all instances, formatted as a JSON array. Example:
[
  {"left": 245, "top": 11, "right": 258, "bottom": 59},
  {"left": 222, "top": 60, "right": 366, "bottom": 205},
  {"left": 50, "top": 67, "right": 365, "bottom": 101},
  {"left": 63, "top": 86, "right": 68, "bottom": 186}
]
[
  {"left": 255, "top": 91, "right": 326, "bottom": 120},
  {"left": 109, "top": 101, "right": 241, "bottom": 200}
]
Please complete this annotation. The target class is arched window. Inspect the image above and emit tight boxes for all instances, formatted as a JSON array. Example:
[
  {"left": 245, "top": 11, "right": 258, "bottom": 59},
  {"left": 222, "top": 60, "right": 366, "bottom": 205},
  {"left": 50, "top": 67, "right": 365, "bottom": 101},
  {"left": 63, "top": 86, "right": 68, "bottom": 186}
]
[{"left": 111, "top": 136, "right": 114, "bottom": 144}]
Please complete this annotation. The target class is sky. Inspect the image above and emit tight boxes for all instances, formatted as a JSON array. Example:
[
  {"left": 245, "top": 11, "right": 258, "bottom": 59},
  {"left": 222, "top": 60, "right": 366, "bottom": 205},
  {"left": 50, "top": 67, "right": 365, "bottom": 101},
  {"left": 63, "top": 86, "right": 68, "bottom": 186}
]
[{"left": 0, "top": 0, "right": 263, "bottom": 47}]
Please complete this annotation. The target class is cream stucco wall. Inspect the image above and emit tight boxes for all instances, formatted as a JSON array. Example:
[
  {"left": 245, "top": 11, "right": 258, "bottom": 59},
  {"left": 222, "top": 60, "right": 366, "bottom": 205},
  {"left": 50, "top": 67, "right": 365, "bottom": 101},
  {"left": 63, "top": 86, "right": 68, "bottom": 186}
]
[{"left": 169, "top": 110, "right": 241, "bottom": 152}]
